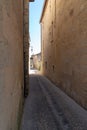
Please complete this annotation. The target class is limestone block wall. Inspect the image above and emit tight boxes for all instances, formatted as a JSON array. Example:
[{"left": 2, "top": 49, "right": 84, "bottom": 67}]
[
  {"left": 41, "top": 0, "right": 87, "bottom": 109},
  {"left": 23, "top": 0, "right": 29, "bottom": 97},
  {"left": 0, "top": 0, "right": 24, "bottom": 130}
]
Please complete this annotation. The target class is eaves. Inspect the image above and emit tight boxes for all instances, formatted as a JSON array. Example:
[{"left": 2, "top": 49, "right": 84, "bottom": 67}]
[{"left": 40, "top": 0, "right": 49, "bottom": 23}]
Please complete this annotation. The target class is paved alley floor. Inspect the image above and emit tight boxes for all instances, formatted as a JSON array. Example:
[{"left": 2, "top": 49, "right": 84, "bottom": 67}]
[{"left": 21, "top": 75, "right": 87, "bottom": 130}]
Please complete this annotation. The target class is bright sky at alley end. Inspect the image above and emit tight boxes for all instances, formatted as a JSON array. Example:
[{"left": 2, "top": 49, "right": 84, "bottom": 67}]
[{"left": 30, "top": 0, "right": 44, "bottom": 55}]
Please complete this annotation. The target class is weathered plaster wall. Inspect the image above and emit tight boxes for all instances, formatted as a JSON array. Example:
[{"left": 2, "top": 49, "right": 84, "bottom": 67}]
[
  {"left": 0, "top": 0, "right": 24, "bottom": 129},
  {"left": 41, "top": 0, "right": 87, "bottom": 109}
]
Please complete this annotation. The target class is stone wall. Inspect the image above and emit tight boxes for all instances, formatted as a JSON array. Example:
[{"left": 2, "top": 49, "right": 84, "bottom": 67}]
[
  {"left": 23, "top": 0, "right": 29, "bottom": 97},
  {"left": 31, "top": 53, "right": 41, "bottom": 70},
  {"left": 41, "top": 0, "right": 87, "bottom": 109},
  {"left": 0, "top": 0, "right": 24, "bottom": 129}
]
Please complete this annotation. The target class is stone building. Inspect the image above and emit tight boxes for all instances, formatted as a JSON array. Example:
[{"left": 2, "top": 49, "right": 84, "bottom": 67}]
[
  {"left": 30, "top": 53, "right": 41, "bottom": 70},
  {"left": 0, "top": 0, "right": 34, "bottom": 130},
  {"left": 40, "top": 0, "right": 87, "bottom": 109}
]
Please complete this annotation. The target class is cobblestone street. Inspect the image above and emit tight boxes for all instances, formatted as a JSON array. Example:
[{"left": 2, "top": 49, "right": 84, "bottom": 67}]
[{"left": 21, "top": 74, "right": 87, "bottom": 130}]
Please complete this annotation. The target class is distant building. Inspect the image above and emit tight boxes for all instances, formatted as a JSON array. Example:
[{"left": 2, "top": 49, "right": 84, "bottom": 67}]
[
  {"left": 30, "top": 56, "right": 34, "bottom": 69},
  {"left": 40, "top": 0, "right": 87, "bottom": 109},
  {"left": 30, "top": 53, "right": 41, "bottom": 70}
]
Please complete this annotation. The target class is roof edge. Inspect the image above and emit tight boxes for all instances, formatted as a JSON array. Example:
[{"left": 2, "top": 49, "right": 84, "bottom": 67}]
[
  {"left": 29, "top": 0, "right": 35, "bottom": 2},
  {"left": 40, "top": 0, "right": 48, "bottom": 23}
]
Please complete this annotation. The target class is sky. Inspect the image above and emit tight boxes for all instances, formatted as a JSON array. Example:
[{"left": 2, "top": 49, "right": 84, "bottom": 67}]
[{"left": 29, "top": 0, "right": 44, "bottom": 55}]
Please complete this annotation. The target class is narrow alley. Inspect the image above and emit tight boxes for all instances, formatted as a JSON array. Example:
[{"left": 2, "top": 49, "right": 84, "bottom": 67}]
[
  {"left": 1, "top": 0, "right": 87, "bottom": 130},
  {"left": 21, "top": 74, "right": 87, "bottom": 130}
]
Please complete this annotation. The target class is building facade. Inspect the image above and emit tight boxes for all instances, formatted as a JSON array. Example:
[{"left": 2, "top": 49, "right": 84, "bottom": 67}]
[
  {"left": 40, "top": 0, "right": 87, "bottom": 109},
  {"left": 30, "top": 53, "right": 41, "bottom": 70},
  {"left": 0, "top": 0, "right": 34, "bottom": 130}
]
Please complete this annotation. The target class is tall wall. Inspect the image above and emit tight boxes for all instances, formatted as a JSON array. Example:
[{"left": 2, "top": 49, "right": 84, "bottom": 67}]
[
  {"left": 0, "top": 0, "right": 24, "bottom": 129},
  {"left": 23, "top": 0, "right": 29, "bottom": 97},
  {"left": 41, "top": 0, "right": 87, "bottom": 109}
]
